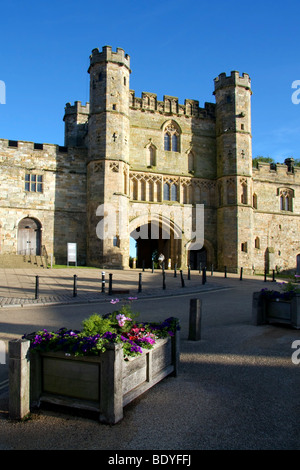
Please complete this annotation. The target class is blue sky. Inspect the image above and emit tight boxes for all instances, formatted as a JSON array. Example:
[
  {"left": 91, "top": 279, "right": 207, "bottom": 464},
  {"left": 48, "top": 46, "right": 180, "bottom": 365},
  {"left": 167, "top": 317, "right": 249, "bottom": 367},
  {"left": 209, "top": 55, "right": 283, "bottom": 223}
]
[{"left": 0, "top": 0, "right": 300, "bottom": 163}]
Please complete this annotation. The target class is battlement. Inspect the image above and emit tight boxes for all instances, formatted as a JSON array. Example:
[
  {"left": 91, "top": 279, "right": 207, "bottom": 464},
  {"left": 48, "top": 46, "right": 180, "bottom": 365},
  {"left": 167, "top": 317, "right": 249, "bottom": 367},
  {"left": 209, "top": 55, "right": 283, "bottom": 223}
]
[
  {"left": 129, "top": 90, "right": 215, "bottom": 118},
  {"left": 88, "top": 45, "right": 131, "bottom": 72},
  {"left": 253, "top": 160, "right": 300, "bottom": 182},
  {"left": 64, "top": 101, "right": 90, "bottom": 116},
  {"left": 214, "top": 71, "right": 251, "bottom": 92},
  {"left": 0, "top": 138, "right": 68, "bottom": 154}
]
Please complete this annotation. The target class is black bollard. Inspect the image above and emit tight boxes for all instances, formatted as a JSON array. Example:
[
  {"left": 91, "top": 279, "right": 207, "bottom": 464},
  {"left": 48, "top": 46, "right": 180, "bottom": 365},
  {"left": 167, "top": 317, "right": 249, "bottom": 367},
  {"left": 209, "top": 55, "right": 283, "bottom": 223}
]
[
  {"left": 224, "top": 266, "right": 227, "bottom": 278},
  {"left": 35, "top": 275, "right": 39, "bottom": 300},
  {"left": 101, "top": 271, "right": 105, "bottom": 293},
  {"left": 188, "top": 298, "right": 202, "bottom": 341},
  {"left": 240, "top": 267, "right": 243, "bottom": 281},
  {"left": 264, "top": 269, "right": 267, "bottom": 282},
  {"left": 109, "top": 273, "right": 113, "bottom": 295},
  {"left": 272, "top": 269, "right": 276, "bottom": 282},
  {"left": 174, "top": 263, "right": 177, "bottom": 277},
  {"left": 211, "top": 264, "right": 213, "bottom": 276},
  {"left": 199, "top": 262, "right": 202, "bottom": 274},
  {"left": 138, "top": 273, "right": 142, "bottom": 293},
  {"left": 73, "top": 274, "right": 77, "bottom": 297},
  {"left": 180, "top": 270, "right": 185, "bottom": 288},
  {"left": 188, "top": 265, "right": 191, "bottom": 280},
  {"left": 152, "top": 261, "right": 154, "bottom": 273},
  {"left": 142, "top": 260, "right": 145, "bottom": 272},
  {"left": 202, "top": 267, "right": 206, "bottom": 285},
  {"left": 163, "top": 271, "right": 166, "bottom": 290}
]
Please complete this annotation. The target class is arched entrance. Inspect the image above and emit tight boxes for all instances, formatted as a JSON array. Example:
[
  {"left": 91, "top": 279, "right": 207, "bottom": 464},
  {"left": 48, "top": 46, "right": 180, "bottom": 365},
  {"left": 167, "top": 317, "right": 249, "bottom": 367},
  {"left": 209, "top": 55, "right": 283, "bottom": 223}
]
[
  {"left": 189, "top": 247, "right": 207, "bottom": 270},
  {"left": 129, "top": 216, "right": 182, "bottom": 269},
  {"left": 17, "top": 217, "right": 41, "bottom": 255}
]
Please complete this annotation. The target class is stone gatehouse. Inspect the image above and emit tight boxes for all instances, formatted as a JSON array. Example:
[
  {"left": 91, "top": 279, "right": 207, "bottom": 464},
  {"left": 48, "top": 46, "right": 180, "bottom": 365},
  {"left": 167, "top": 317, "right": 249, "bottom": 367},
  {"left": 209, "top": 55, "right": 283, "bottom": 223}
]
[{"left": 0, "top": 45, "right": 299, "bottom": 273}]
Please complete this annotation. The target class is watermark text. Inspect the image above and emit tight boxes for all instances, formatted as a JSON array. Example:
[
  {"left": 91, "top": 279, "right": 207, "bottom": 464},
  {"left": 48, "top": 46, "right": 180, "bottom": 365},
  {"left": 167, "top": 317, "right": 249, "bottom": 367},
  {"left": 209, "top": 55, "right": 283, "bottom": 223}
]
[
  {"left": 0, "top": 80, "right": 6, "bottom": 104},
  {"left": 291, "top": 80, "right": 300, "bottom": 104},
  {"left": 291, "top": 340, "right": 300, "bottom": 364},
  {"left": 0, "top": 340, "right": 6, "bottom": 364}
]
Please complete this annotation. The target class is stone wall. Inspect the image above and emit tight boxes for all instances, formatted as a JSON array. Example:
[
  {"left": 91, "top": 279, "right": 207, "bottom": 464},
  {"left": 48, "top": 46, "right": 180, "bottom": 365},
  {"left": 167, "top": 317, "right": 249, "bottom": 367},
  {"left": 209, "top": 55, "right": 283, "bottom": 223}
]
[{"left": 0, "top": 139, "right": 87, "bottom": 264}]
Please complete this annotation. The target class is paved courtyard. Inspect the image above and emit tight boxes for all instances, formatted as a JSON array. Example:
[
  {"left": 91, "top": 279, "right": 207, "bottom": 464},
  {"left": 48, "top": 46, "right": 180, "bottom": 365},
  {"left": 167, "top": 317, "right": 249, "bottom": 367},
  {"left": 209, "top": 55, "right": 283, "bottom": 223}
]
[{"left": 0, "top": 267, "right": 299, "bottom": 451}]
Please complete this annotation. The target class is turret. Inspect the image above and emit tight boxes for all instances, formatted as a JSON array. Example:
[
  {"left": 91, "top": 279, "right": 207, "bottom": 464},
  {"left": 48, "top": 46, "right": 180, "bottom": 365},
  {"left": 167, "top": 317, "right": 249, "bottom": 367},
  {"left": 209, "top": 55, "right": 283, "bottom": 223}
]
[
  {"left": 63, "top": 101, "right": 89, "bottom": 147},
  {"left": 213, "top": 71, "right": 253, "bottom": 273},
  {"left": 86, "top": 46, "right": 131, "bottom": 267}
]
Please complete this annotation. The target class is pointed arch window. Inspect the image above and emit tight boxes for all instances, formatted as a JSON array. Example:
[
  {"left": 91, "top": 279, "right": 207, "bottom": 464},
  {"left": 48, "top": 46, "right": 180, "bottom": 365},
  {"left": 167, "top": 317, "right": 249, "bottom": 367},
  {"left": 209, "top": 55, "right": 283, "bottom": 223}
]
[
  {"left": 163, "top": 122, "right": 180, "bottom": 153},
  {"left": 163, "top": 181, "right": 178, "bottom": 201},
  {"left": 241, "top": 181, "right": 248, "bottom": 204},
  {"left": 253, "top": 193, "right": 258, "bottom": 209},
  {"left": 164, "top": 133, "right": 171, "bottom": 151},
  {"left": 279, "top": 188, "right": 293, "bottom": 212},
  {"left": 172, "top": 134, "right": 178, "bottom": 152},
  {"left": 188, "top": 152, "right": 194, "bottom": 173},
  {"left": 149, "top": 146, "right": 156, "bottom": 166},
  {"left": 171, "top": 183, "right": 177, "bottom": 201},
  {"left": 163, "top": 182, "right": 170, "bottom": 200}
]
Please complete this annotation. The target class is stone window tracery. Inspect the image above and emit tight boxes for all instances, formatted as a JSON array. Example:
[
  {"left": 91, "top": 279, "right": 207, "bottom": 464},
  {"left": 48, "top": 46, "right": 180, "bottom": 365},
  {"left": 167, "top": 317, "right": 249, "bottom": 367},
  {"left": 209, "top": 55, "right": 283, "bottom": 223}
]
[
  {"left": 164, "top": 124, "right": 180, "bottom": 152},
  {"left": 279, "top": 188, "right": 293, "bottom": 212}
]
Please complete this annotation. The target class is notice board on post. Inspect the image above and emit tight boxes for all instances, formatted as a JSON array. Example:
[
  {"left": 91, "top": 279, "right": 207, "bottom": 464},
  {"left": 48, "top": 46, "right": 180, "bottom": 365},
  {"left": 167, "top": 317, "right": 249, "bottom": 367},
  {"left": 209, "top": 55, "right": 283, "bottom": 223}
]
[{"left": 67, "top": 243, "right": 77, "bottom": 266}]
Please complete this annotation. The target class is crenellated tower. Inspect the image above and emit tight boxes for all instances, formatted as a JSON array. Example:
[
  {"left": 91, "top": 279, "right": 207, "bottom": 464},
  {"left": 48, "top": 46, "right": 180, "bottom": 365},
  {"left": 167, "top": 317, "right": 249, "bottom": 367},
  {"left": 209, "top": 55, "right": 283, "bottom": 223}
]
[
  {"left": 86, "top": 46, "right": 131, "bottom": 267},
  {"left": 214, "top": 71, "right": 253, "bottom": 273}
]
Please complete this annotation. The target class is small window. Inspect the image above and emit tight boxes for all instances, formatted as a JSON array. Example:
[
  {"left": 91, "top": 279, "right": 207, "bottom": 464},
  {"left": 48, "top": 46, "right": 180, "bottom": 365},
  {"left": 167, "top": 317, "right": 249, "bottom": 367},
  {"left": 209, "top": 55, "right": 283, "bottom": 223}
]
[
  {"left": 255, "top": 237, "right": 260, "bottom": 249},
  {"left": 113, "top": 236, "right": 119, "bottom": 247},
  {"left": 241, "top": 242, "right": 248, "bottom": 252},
  {"left": 25, "top": 174, "right": 43, "bottom": 193},
  {"left": 8, "top": 140, "right": 18, "bottom": 147},
  {"left": 279, "top": 189, "right": 293, "bottom": 212},
  {"left": 164, "top": 125, "right": 180, "bottom": 152}
]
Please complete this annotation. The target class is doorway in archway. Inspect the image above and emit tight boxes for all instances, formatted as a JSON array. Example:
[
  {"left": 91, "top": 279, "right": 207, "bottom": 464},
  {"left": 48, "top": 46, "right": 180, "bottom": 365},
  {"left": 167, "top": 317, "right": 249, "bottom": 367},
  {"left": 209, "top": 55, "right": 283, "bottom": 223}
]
[
  {"left": 130, "top": 221, "right": 179, "bottom": 269},
  {"left": 17, "top": 217, "right": 41, "bottom": 255},
  {"left": 189, "top": 246, "right": 207, "bottom": 270}
]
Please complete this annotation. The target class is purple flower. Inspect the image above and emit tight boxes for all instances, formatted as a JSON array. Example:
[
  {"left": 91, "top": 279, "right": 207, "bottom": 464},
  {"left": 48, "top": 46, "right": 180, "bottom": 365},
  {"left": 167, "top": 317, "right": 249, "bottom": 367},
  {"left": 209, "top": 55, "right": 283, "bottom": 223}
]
[{"left": 130, "top": 345, "right": 143, "bottom": 354}]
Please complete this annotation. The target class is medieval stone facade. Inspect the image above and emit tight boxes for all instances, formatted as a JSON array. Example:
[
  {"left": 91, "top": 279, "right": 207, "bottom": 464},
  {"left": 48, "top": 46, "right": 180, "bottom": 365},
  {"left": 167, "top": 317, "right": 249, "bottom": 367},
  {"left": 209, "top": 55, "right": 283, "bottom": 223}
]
[{"left": 0, "top": 45, "right": 299, "bottom": 273}]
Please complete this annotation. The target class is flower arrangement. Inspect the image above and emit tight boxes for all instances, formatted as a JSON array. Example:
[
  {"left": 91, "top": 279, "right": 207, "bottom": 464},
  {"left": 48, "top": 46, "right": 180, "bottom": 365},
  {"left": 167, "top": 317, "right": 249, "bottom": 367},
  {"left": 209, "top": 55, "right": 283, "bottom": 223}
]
[
  {"left": 260, "top": 274, "right": 300, "bottom": 300},
  {"left": 23, "top": 297, "right": 180, "bottom": 360}
]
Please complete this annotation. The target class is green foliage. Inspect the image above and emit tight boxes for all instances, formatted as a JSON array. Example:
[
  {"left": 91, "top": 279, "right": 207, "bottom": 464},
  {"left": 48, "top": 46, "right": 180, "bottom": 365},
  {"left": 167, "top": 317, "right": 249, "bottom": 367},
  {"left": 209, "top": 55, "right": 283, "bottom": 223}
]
[
  {"left": 252, "top": 156, "right": 275, "bottom": 167},
  {"left": 81, "top": 314, "right": 116, "bottom": 336}
]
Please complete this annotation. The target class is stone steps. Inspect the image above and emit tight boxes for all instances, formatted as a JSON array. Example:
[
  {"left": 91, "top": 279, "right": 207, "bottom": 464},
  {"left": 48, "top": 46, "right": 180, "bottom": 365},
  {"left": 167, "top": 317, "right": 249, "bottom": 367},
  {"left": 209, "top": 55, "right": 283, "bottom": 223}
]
[{"left": 0, "top": 254, "right": 48, "bottom": 268}]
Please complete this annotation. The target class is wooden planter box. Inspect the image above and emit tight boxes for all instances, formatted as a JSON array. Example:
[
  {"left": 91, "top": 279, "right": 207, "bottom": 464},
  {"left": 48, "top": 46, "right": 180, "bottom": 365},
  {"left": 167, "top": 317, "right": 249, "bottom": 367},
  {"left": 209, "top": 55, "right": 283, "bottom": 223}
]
[
  {"left": 252, "top": 292, "right": 300, "bottom": 329},
  {"left": 9, "top": 330, "right": 179, "bottom": 424}
]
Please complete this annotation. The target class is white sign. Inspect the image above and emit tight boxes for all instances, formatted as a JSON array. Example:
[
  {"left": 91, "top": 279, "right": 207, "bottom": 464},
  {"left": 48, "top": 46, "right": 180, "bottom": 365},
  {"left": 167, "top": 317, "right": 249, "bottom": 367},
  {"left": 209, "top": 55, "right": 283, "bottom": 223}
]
[{"left": 67, "top": 243, "right": 77, "bottom": 265}]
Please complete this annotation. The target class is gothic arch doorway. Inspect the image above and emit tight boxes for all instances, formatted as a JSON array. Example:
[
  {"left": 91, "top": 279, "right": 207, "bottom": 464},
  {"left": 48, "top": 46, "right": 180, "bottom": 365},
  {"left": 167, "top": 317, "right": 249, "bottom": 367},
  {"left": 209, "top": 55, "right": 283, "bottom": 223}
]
[
  {"left": 17, "top": 217, "right": 41, "bottom": 255},
  {"left": 189, "top": 247, "right": 207, "bottom": 270},
  {"left": 129, "top": 219, "right": 181, "bottom": 269}
]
